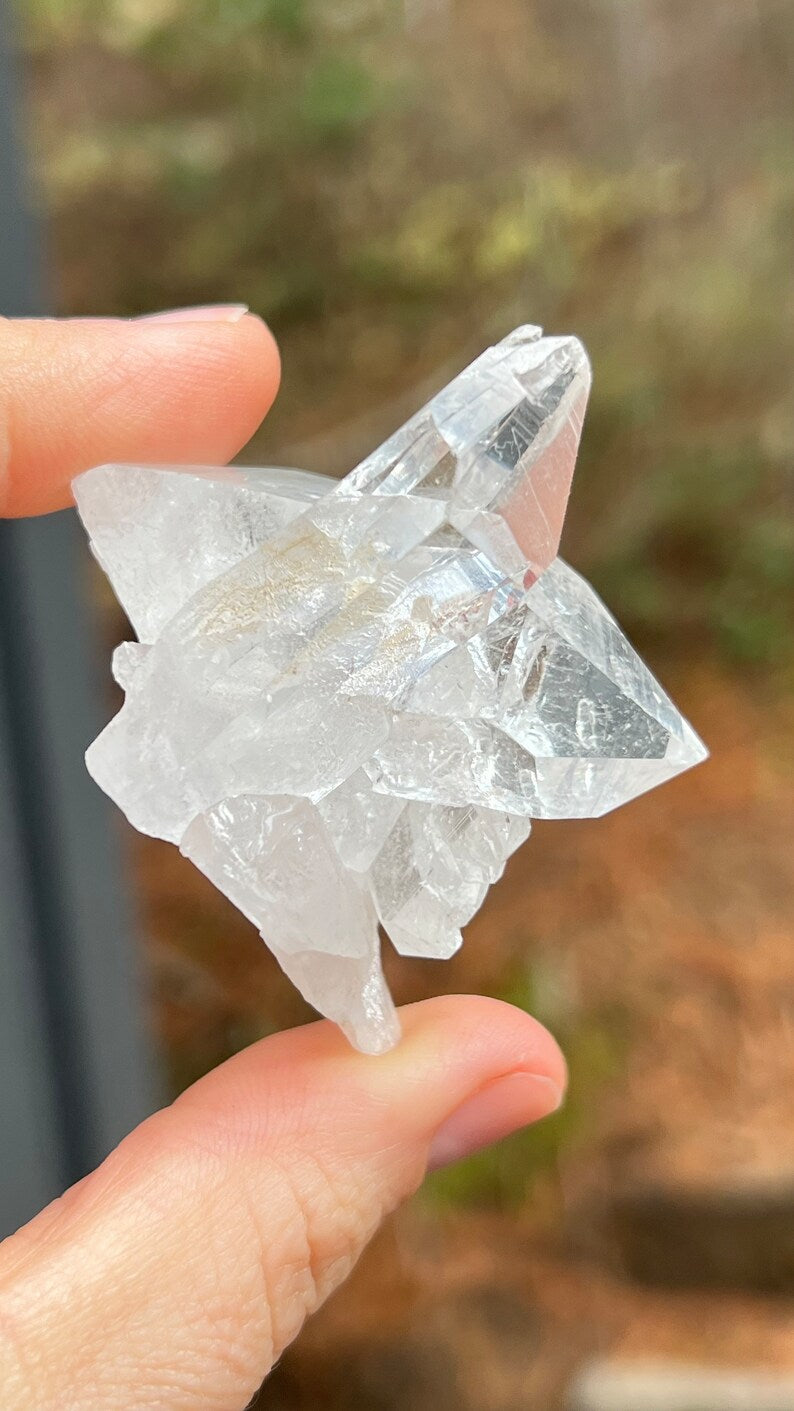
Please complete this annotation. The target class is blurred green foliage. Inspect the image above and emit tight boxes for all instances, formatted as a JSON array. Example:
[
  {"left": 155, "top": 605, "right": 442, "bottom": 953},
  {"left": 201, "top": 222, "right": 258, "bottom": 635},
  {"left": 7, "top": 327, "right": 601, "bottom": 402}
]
[{"left": 19, "top": 0, "right": 794, "bottom": 666}]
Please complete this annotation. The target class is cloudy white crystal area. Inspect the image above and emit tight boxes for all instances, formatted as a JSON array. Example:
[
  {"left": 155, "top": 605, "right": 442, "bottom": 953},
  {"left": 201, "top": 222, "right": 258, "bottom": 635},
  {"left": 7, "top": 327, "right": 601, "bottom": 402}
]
[{"left": 73, "top": 327, "right": 706, "bottom": 1054}]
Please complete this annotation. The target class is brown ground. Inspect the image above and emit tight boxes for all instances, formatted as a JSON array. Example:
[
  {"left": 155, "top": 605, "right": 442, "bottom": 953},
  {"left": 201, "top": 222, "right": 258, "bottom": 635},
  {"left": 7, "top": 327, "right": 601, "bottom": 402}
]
[{"left": 133, "top": 657, "right": 794, "bottom": 1407}]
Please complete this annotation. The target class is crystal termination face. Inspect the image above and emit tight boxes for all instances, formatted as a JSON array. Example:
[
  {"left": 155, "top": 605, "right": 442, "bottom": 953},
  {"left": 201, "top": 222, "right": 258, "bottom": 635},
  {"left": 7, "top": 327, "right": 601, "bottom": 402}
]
[{"left": 73, "top": 327, "right": 707, "bottom": 1053}]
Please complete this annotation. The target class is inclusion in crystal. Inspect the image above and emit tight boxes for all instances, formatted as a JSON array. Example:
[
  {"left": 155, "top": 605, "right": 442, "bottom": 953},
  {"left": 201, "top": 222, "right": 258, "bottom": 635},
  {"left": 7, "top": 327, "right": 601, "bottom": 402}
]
[{"left": 73, "top": 327, "right": 706, "bottom": 1053}]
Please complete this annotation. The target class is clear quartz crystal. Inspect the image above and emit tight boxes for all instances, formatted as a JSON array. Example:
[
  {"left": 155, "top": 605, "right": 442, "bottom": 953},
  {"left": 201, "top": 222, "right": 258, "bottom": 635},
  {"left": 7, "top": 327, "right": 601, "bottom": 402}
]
[{"left": 73, "top": 327, "right": 707, "bottom": 1053}]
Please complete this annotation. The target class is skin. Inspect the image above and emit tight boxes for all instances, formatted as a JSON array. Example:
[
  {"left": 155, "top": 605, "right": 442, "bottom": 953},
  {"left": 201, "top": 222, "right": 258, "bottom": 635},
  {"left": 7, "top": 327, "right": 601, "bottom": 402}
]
[{"left": 0, "top": 310, "right": 566, "bottom": 1411}]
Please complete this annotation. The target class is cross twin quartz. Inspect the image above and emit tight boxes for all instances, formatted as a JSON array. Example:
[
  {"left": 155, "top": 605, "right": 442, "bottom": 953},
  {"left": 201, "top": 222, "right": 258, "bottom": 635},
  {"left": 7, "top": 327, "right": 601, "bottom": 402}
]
[{"left": 74, "top": 326, "right": 707, "bottom": 1053}]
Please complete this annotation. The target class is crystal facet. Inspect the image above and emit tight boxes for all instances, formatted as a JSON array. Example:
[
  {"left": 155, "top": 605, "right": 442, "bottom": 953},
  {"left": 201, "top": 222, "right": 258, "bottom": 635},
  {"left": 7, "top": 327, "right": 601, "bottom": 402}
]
[{"left": 73, "top": 327, "right": 707, "bottom": 1053}]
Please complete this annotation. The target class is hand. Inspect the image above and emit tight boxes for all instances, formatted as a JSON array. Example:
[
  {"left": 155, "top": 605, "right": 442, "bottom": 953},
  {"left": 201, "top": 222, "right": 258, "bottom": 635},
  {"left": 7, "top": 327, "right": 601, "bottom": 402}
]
[{"left": 0, "top": 308, "right": 565, "bottom": 1411}]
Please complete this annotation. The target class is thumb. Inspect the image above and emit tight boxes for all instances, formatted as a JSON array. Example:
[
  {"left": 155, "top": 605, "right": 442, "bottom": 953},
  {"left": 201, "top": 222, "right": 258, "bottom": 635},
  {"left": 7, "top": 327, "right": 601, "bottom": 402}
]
[{"left": 0, "top": 996, "right": 564, "bottom": 1411}]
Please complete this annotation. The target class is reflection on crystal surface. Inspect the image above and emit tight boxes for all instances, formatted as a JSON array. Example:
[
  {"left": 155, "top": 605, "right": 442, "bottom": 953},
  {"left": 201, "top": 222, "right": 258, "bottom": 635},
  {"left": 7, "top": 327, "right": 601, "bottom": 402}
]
[{"left": 73, "top": 327, "right": 707, "bottom": 1053}]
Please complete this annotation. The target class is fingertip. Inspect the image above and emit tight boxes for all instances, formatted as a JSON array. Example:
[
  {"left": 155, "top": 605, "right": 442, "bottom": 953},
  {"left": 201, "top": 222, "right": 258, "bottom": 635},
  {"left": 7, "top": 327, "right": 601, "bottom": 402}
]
[
  {"left": 393, "top": 993, "right": 568, "bottom": 1096},
  {"left": 0, "top": 311, "right": 282, "bottom": 516},
  {"left": 385, "top": 995, "right": 567, "bottom": 1173},
  {"left": 227, "top": 311, "right": 281, "bottom": 418}
]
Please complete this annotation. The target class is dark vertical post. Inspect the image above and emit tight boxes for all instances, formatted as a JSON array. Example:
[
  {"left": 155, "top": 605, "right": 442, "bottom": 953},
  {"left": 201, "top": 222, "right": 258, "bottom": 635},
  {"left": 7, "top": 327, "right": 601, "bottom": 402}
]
[{"left": 0, "top": 2, "right": 159, "bottom": 1236}]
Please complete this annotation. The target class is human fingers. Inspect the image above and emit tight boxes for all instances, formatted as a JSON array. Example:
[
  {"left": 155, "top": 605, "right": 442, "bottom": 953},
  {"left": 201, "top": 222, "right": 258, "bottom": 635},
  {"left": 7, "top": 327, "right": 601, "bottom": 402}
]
[
  {"left": 0, "top": 994, "right": 565, "bottom": 1411},
  {"left": 0, "top": 308, "right": 280, "bottom": 516}
]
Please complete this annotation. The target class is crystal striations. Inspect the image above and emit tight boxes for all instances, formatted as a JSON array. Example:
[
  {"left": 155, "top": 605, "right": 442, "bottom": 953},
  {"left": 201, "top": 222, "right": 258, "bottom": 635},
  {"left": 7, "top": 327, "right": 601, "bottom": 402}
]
[{"left": 73, "top": 327, "right": 707, "bottom": 1053}]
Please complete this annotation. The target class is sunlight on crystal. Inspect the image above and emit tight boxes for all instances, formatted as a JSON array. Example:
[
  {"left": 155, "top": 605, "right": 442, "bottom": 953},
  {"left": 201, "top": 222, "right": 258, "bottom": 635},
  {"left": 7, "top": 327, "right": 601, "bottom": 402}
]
[{"left": 73, "top": 327, "right": 707, "bottom": 1053}]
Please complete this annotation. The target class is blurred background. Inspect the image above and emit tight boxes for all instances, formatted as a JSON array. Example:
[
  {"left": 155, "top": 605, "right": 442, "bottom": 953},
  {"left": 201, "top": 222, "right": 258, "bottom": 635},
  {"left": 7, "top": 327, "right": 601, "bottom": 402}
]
[{"left": 3, "top": 0, "right": 794, "bottom": 1406}]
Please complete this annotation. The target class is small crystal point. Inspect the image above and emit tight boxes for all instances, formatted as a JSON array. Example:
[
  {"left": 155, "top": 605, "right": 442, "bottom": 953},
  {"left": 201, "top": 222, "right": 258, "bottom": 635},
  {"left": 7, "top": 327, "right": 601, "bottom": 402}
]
[{"left": 73, "top": 327, "right": 705, "bottom": 1052}]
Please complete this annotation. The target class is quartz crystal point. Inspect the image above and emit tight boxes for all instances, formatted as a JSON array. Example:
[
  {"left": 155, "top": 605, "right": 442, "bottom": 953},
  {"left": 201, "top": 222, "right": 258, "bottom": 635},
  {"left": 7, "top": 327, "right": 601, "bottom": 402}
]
[{"left": 73, "top": 327, "right": 707, "bottom": 1053}]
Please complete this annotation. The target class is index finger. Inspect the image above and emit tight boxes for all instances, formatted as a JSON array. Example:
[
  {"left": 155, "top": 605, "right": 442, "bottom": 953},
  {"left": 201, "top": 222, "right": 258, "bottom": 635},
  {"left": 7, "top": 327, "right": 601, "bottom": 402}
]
[{"left": 0, "top": 310, "right": 280, "bottom": 517}]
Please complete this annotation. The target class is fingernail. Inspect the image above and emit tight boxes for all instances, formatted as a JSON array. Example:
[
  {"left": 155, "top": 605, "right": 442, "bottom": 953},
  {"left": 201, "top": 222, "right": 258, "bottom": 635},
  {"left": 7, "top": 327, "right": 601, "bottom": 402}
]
[
  {"left": 136, "top": 304, "right": 249, "bottom": 325},
  {"left": 428, "top": 1071, "right": 563, "bottom": 1172}
]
